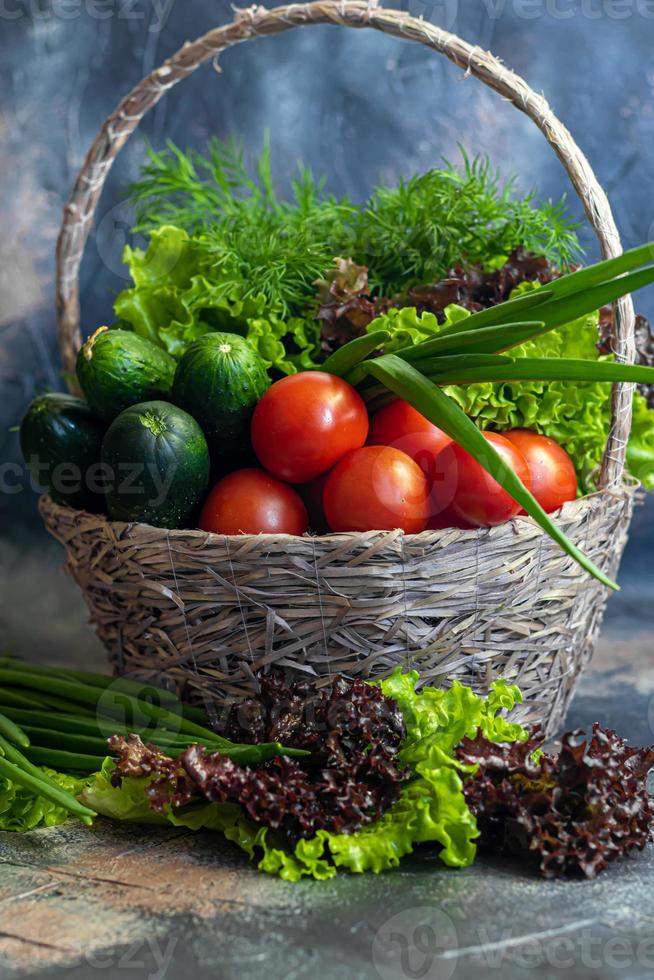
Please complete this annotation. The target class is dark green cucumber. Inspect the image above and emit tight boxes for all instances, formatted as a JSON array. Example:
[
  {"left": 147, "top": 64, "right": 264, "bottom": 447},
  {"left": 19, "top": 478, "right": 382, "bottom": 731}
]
[
  {"left": 76, "top": 327, "right": 176, "bottom": 422},
  {"left": 172, "top": 332, "right": 270, "bottom": 467},
  {"left": 101, "top": 400, "right": 209, "bottom": 528},
  {"left": 19, "top": 393, "right": 106, "bottom": 511}
]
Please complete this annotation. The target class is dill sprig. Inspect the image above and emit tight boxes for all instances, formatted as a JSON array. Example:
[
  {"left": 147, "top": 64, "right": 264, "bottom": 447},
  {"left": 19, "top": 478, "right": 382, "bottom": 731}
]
[
  {"left": 194, "top": 224, "right": 339, "bottom": 316},
  {"left": 129, "top": 136, "right": 356, "bottom": 316},
  {"left": 129, "top": 135, "right": 356, "bottom": 241},
  {"left": 355, "top": 152, "right": 581, "bottom": 294},
  {"left": 126, "top": 137, "right": 581, "bottom": 312}
]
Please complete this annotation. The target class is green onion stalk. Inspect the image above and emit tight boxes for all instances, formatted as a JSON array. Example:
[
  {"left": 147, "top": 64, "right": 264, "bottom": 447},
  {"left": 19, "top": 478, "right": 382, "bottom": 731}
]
[
  {"left": 323, "top": 243, "right": 654, "bottom": 589},
  {"left": 0, "top": 659, "right": 308, "bottom": 826}
]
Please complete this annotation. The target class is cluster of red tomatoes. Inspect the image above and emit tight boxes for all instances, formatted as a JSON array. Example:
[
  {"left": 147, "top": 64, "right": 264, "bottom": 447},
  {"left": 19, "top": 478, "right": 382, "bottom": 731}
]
[{"left": 199, "top": 371, "right": 578, "bottom": 536}]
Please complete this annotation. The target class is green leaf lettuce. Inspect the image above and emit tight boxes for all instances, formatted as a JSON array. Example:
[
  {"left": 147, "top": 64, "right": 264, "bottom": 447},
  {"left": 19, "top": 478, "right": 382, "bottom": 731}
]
[
  {"left": 114, "top": 225, "right": 321, "bottom": 373},
  {"left": 81, "top": 671, "right": 527, "bottom": 881},
  {"left": 0, "top": 767, "right": 88, "bottom": 832}
]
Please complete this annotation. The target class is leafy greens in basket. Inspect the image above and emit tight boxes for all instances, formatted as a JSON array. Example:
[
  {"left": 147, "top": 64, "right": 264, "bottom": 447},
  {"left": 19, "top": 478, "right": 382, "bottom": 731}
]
[
  {"left": 107, "top": 139, "right": 654, "bottom": 585},
  {"left": 117, "top": 140, "right": 654, "bottom": 490}
]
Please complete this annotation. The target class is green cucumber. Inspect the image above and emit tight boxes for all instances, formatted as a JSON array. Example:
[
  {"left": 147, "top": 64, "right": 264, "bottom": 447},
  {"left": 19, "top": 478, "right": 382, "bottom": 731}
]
[
  {"left": 76, "top": 327, "right": 176, "bottom": 422},
  {"left": 101, "top": 400, "right": 209, "bottom": 528},
  {"left": 172, "top": 332, "right": 270, "bottom": 467},
  {"left": 19, "top": 393, "right": 106, "bottom": 511}
]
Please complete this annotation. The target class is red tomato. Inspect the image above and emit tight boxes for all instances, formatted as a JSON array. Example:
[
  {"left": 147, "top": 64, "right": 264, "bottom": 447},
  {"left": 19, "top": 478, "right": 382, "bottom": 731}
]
[
  {"left": 199, "top": 469, "right": 308, "bottom": 535},
  {"left": 502, "top": 429, "right": 577, "bottom": 513},
  {"left": 368, "top": 399, "right": 451, "bottom": 482},
  {"left": 433, "top": 432, "right": 532, "bottom": 527},
  {"left": 323, "top": 446, "right": 429, "bottom": 534},
  {"left": 368, "top": 399, "right": 456, "bottom": 523},
  {"left": 251, "top": 372, "right": 369, "bottom": 483}
]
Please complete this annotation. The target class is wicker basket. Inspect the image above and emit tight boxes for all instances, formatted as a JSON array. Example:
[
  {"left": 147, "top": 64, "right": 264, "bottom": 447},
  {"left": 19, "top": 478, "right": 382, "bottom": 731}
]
[{"left": 44, "top": 2, "right": 639, "bottom": 736}]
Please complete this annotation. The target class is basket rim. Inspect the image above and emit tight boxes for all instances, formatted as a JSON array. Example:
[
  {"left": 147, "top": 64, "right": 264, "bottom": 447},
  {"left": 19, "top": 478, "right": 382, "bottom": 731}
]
[{"left": 38, "top": 481, "right": 638, "bottom": 547}]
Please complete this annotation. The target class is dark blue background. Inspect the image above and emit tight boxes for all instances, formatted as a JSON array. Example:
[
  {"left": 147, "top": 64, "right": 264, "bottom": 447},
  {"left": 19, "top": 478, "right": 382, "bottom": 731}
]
[{"left": 2, "top": 0, "right": 654, "bottom": 651}]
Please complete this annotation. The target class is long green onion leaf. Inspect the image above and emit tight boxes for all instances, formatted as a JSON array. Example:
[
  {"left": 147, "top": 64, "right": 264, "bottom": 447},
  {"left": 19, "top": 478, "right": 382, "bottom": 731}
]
[
  {"left": 395, "top": 321, "right": 549, "bottom": 360},
  {"left": 402, "top": 354, "right": 513, "bottom": 376},
  {"left": 20, "top": 745, "right": 107, "bottom": 773},
  {"left": 359, "top": 354, "right": 617, "bottom": 589},
  {"left": 17, "top": 726, "right": 112, "bottom": 755},
  {"left": 503, "top": 266, "right": 654, "bottom": 333},
  {"left": 540, "top": 241, "right": 654, "bottom": 299},
  {"left": 0, "top": 711, "right": 29, "bottom": 748},
  {"left": 429, "top": 357, "right": 654, "bottom": 385},
  {"left": 0, "top": 689, "right": 47, "bottom": 710},
  {"left": 321, "top": 329, "right": 390, "bottom": 377},
  {"left": 0, "top": 707, "right": 124, "bottom": 737}
]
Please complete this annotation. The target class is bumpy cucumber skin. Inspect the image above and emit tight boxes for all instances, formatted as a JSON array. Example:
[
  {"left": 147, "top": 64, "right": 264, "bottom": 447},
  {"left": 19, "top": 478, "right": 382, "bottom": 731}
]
[
  {"left": 171, "top": 332, "right": 270, "bottom": 469},
  {"left": 19, "top": 393, "right": 107, "bottom": 512},
  {"left": 101, "top": 400, "right": 210, "bottom": 528},
  {"left": 76, "top": 329, "right": 176, "bottom": 422}
]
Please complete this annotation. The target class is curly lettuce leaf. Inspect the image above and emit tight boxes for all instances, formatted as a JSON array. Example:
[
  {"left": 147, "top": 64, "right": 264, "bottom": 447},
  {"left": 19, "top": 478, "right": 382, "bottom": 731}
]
[
  {"left": 0, "top": 768, "right": 88, "bottom": 832},
  {"left": 627, "top": 392, "right": 654, "bottom": 490},
  {"left": 368, "top": 296, "right": 654, "bottom": 492},
  {"left": 113, "top": 224, "right": 321, "bottom": 372},
  {"left": 82, "top": 671, "right": 527, "bottom": 881}
]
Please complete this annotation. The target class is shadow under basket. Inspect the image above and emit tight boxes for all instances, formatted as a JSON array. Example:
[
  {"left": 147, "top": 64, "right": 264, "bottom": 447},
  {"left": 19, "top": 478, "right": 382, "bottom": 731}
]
[
  {"left": 48, "top": 5, "right": 643, "bottom": 737},
  {"left": 40, "top": 486, "right": 635, "bottom": 737}
]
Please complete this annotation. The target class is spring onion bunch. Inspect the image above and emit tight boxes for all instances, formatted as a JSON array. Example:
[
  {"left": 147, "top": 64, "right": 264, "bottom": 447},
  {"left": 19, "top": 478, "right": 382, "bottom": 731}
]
[{"left": 0, "top": 658, "right": 308, "bottom": 826}]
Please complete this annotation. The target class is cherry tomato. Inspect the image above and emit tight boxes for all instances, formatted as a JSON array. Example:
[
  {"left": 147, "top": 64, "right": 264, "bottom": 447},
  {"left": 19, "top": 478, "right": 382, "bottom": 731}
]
[
  {"left": 502, "top": 429, "right": 577, "bottom": 513},
  {"left": 433, "top": 432, "right": 532, "bottom": 527},
  {"left": 251, "top": 372, "right": 369, "bottom": 483},
  {"left": 368, "top": 399, "right": 451, "bottom": 482},
  {"left": 323, "top": 445, "right": 429, "bottom": 534},
  {"left": 199, "top": 469, "right": 308, "bottom": 535}
]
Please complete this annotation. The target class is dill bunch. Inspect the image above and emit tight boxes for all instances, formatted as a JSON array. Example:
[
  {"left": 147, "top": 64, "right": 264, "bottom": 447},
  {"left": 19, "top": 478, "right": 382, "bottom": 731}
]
[
  {"left": 126, "top": 137, "right": 581, "bottom": 313},
  {"left": 351, "top": 153, "right": 581, "bottom": 295},
  {"left": 193, "top": 223, "right": 339, "bottom": 317},
  {"left": 129, "top": 136, "right": 356, "bottom": 316}
]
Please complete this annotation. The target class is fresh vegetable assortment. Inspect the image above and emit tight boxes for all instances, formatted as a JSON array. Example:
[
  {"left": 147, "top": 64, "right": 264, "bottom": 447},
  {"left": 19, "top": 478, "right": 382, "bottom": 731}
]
[
  {"left": 19, "top": 139, "right": 654, "bottom": 586},
  {"left": 1, "top": 657, "right": 652, "bottom": 883},
  {"left": 6, "top": 25, "right": 654, "bottom": 904}
]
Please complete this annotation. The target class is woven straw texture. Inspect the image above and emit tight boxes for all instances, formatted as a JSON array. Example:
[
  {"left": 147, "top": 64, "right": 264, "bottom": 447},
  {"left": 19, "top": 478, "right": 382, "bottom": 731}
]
[
  {"left": 41, "top": 487, "right": 635, "bottom": 735},
  {"left": 44, "top": 3, "right": 640, "bottom": 733}
]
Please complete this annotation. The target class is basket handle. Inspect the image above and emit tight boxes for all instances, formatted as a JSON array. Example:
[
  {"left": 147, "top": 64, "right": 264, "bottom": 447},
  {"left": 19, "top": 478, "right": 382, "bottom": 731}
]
[{"left": 56, "top": 1, "right": 635, "bottom": 488}]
